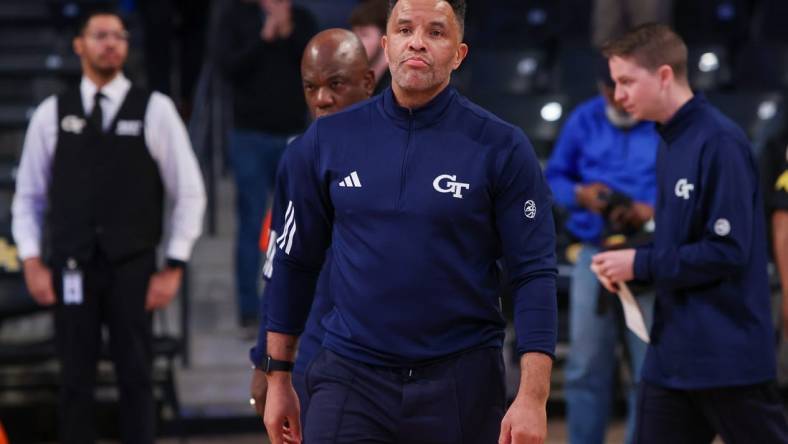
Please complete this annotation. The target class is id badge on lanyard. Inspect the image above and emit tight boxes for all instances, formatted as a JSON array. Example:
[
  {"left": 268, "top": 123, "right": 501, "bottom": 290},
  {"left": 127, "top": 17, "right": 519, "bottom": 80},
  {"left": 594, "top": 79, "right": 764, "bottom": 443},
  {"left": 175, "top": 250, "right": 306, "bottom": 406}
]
[{"left": 63, "top": 258, "right": 83, "bottom": 305}]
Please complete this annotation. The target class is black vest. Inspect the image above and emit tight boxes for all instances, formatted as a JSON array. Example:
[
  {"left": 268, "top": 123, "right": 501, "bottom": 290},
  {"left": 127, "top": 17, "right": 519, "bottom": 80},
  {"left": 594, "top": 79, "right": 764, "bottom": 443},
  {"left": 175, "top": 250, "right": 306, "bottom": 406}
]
[{"left": 47, "top": 86, "right": 164, "bottom": 263}]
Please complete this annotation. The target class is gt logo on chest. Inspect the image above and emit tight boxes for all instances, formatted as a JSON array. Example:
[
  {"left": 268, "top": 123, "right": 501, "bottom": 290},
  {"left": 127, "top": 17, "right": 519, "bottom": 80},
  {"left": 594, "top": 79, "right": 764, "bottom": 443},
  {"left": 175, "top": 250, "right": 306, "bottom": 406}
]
[
  {"left": 674, "top": 178, "right": 694, "bottom": 200},
  {"left": 433, "top": 174, "right": 470, "bottom": 199}
]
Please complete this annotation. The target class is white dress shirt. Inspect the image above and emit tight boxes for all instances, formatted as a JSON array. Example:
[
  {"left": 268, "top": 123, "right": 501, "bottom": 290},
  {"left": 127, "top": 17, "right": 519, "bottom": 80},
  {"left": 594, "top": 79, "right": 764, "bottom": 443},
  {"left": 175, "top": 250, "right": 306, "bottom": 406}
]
[{"left": 12, "top": 73, "right": 206, "bottom": 261}]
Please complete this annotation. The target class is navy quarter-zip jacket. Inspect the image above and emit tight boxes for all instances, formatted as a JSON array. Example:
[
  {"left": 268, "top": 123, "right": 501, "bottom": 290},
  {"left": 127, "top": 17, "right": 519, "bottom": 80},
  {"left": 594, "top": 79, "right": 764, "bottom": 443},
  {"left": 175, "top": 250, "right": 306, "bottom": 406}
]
[
  {"left": 265, "top": 86, "right": 558, "bottom": 366},
  {"left": 633, "top": 95, "right": 776, "bottom": 389}
]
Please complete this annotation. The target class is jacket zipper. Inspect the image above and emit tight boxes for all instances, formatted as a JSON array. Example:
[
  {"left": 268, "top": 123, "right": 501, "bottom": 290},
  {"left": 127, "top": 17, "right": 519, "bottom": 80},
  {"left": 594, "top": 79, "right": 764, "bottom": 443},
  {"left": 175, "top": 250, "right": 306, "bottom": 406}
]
[{"left": 398, "top": 109, "right": 415, "bottom": 208}]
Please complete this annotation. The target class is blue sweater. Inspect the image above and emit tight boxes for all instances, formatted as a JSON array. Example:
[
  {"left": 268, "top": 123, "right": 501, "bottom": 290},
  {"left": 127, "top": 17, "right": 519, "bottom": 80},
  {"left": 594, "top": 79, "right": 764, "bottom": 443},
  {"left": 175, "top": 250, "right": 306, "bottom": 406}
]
[
  {"left": 265, "top": 86, "right": 558, "bottom": 366},
  {"left": 633, "top": 95, "right": 776, "bottom": 389},
  {"left": 545, "top": 96, "right": 659, "bottom": 242}
]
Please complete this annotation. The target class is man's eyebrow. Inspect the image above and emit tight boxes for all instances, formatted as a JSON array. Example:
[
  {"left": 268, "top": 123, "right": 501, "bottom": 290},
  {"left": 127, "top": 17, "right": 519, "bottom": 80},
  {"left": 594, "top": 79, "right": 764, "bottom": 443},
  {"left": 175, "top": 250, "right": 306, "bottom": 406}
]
[{"left": 396, "top": 18, "right": 413, "bottom": 25}]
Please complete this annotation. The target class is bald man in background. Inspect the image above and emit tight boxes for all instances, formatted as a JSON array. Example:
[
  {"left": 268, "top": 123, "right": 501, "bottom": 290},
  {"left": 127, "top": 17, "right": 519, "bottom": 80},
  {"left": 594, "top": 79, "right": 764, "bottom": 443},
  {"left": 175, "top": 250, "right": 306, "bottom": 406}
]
[{"left": 249, "top": 28, "right": 374, "bottom": 426}]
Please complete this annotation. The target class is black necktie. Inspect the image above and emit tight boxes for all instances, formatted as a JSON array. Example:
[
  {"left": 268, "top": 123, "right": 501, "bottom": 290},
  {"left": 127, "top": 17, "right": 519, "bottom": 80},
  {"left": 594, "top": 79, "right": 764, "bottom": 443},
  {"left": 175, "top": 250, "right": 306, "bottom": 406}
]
[{"left": 90, "top": 91, "right": 104, "bottom": 132}]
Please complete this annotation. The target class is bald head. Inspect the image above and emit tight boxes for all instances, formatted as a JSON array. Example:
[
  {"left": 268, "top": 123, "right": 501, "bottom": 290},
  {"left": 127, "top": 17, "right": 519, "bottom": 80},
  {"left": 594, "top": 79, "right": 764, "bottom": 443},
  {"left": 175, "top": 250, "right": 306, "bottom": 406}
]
[{"left": 301, "top": 29, "right": 375, "bottom": 118}]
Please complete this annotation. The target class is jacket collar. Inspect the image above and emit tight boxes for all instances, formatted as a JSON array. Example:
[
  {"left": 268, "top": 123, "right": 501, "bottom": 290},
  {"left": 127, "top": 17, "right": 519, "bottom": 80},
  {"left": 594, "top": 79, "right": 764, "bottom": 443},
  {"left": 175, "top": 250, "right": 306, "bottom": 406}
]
[
  {"left": 657, "top": 92, "right": 705, "bottom": 144},
  {"left": 380, "top": 84, "right": 457, "bottom": 129}
]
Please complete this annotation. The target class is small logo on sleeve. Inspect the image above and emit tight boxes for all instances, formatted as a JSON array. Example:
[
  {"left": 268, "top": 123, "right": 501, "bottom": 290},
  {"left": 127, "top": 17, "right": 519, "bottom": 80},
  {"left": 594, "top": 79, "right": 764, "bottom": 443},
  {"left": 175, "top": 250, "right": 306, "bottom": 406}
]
[
  {"left": 674, "top": 178, "right": 695, "bottom": 200},
  {"left": 714, "top": 218, "right": 731, "bottom": 236},
  {"left": 524, "top": 200, "right": 537, "bottom": 219},
  {"left": 433, "top": 174, "right": 470, "bottom": 199}
]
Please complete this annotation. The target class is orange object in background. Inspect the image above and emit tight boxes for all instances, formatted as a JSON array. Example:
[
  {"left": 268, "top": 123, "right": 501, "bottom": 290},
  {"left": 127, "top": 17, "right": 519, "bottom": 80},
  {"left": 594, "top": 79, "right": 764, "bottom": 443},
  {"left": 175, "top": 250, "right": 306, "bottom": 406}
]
[
  {"left": 0, "top": 421, "right": 9, "bottom": 444},
  {"left": 259, "top": 209, "right": 273, "bottom": 252}
]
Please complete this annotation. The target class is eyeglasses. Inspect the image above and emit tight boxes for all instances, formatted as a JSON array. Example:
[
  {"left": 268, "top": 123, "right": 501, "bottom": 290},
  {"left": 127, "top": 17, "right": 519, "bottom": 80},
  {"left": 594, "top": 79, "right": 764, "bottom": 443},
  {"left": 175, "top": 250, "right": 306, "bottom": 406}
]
[{"left": 84, "top": 30, "right": 130, "bottom": 42}]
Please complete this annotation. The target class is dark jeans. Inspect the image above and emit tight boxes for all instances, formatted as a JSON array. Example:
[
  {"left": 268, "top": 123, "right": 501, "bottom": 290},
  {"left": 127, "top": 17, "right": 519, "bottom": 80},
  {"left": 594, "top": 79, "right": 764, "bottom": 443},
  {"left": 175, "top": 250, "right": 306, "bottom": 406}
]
[
  {"left": 304, "top": 348, "right": 506, "bottom": 444},
  {"left": 229, "top": 129, "right": 288, "bottom": 323},
  {"left": 636, "top": 380, "right": 788, "bottom": 444},
  {"left": 52, "top": 250, "right": 157, "bottom": 444}
]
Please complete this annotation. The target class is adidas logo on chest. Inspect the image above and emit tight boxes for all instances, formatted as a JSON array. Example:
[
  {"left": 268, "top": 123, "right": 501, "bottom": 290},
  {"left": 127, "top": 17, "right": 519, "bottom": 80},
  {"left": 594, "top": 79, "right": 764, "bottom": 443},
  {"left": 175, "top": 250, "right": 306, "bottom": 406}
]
[{"left": 338, "top": 171, "right": 362, "bottom": 188}]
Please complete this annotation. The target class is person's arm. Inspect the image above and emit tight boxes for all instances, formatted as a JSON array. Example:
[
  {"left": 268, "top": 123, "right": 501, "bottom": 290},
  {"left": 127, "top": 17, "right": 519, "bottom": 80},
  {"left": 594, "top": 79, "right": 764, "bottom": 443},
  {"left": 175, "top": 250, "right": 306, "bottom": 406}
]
[
  {"left": 250, "top": 153, "right": 292, "bottom": 418},
  {"left": 544, "top": 109, "right": 612, "bottom": 214},
  {"left": 773, "top": 210, "right": 788, "bottom": 335},
  {"left": 144, "top": 92, "right": 207, "bottom": 310},
  {"left": 544, "top": 111, "right": 583, "bottom": 209},
  {"left": 494, "top": 129, "right": 558, "bottom": 443},
  {"left": 12, "top": 96, "right": 58, "bottom": 305},
  {"left": 263, "top": 124, "right": 333, "bottom": 444},
  {"left": 632, "top": 135, "right": 756, "bottom": 288}
]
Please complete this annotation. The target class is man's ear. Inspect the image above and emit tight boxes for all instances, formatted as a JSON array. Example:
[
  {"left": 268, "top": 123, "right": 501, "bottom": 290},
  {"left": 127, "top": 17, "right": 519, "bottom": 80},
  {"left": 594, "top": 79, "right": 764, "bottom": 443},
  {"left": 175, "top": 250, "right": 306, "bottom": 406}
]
[
  {"left": 363, "top": 69, "right": 375, "bottom": 97},
  {"left": 73, "top": 36, "right": 83, "bottom": 57},
  {"left": 381, "top": 35, "right": 390, "bottom": 64},
  {"left": 657, "top": 65, "right": 674, "bottom": 89},
  {"left": 453, "top": 43, "right": 468, "bottom": 70}
]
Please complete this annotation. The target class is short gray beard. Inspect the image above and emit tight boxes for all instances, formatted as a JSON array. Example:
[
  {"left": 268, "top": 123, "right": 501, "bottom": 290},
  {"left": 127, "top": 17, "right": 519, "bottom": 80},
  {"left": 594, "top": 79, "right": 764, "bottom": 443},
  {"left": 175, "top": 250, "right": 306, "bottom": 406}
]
[{"left": 605, "top": 104, "right": 639, "bottom": 129}]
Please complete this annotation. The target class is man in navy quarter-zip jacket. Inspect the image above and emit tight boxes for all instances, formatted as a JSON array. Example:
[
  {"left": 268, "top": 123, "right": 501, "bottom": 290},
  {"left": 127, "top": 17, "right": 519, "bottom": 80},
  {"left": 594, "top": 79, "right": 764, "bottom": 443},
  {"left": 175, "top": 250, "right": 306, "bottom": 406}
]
[
  {"left": 261, "top": 1, "right": 558, "bottom": 444},
  {"left": 248, "top": 27, "right": 376, "bottom": 425},
  {"left": 593, "top": 23, "right": 788, "bottom": 443}
]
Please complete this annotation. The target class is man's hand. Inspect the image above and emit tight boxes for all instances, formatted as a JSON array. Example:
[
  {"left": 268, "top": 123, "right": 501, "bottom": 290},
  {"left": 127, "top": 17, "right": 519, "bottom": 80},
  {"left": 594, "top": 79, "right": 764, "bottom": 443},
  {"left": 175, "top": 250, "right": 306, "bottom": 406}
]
[
  {"left": 259, "top": 0, "right": 293, "bottom": 41},
  {"left": 499, "top": 353, "right": 552, "bottom": 444},
  {"left": 145, "top": 267, "right": 183, "bottom": 311},
  {"left": 499, "top": 396, "right": 547, "bottom": 444},
  {"left": 261, "top": 18, "right": 279, "bottom": 42},
  {"left": 23, "top": 257, "right": 56, "bottom": 306},
  {"left": 591, "top": 249, "right": 636, "bottom": 293},
  {"left": 575, "top": 182, "right": 611, "bottom": 213},
  {"left": 251, "top": 369, "right": 268, "bottom": 418},
  {"left": 264, "top": 373, "right": 302, "bottom": 444}
]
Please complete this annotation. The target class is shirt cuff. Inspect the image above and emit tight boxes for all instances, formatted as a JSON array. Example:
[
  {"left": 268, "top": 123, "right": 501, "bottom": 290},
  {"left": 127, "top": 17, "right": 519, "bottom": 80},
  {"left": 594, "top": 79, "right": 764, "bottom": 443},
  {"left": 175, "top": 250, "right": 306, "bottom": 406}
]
[
  {"left": 519, "top": 348, "right": 556, "bottom": 361},
  {"left": 16, "top": 241, "right": 40, "bottom": 261},
  {"left": 633, "top": 247, "right": 652, "bottom": 282},
  {"left": 166, "top": 237, "right": 197, "bottom": 261}
]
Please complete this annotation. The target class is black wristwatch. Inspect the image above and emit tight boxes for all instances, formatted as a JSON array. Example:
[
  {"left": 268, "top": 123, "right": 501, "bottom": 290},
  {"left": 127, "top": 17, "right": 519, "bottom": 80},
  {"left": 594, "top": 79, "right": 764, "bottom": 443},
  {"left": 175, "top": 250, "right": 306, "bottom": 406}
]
[{"left": 261, "top": 355, "right": 294, "bottom": 373}]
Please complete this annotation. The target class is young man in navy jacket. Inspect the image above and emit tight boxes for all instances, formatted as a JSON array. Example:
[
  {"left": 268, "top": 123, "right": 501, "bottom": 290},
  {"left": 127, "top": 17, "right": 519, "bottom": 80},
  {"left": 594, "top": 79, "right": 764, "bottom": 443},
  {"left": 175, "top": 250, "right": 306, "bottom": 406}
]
[
  {"left": 546, "top": 71, "right": 659, "bottom": 444},
  {"left": 593, "top": 23, "right": 788, "bottom": 443},
  {"left": 261, "top": 1, "right": 558, "bottom": 443}
]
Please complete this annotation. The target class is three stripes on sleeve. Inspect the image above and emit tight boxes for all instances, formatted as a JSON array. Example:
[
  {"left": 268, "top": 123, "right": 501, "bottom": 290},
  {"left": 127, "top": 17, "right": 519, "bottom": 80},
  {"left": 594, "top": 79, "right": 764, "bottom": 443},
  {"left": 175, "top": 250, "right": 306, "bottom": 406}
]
[{"left": 262, "top": 200, "right": 295, "bottom": 279}]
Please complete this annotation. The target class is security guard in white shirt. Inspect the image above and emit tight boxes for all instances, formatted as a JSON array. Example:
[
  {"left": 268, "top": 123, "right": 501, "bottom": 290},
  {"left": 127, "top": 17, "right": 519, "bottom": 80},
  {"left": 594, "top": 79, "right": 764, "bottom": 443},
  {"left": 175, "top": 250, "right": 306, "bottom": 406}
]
[{"left": 11, "top": 9, "right": 205, "bottom": 444}]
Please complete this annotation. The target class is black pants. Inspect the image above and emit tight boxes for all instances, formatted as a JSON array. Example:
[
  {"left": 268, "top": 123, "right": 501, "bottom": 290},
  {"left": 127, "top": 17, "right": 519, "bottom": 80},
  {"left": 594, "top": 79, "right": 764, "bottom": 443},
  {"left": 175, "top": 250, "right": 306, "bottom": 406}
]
[
  {"left": 304, "top": 347, "right": 506, "bottom": 444},
  {"left": 52, "top": 250, "right": 157, "bottom": 444},
  {"left": 636, "top": 380, "right": 788, "bottom": 444}
]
